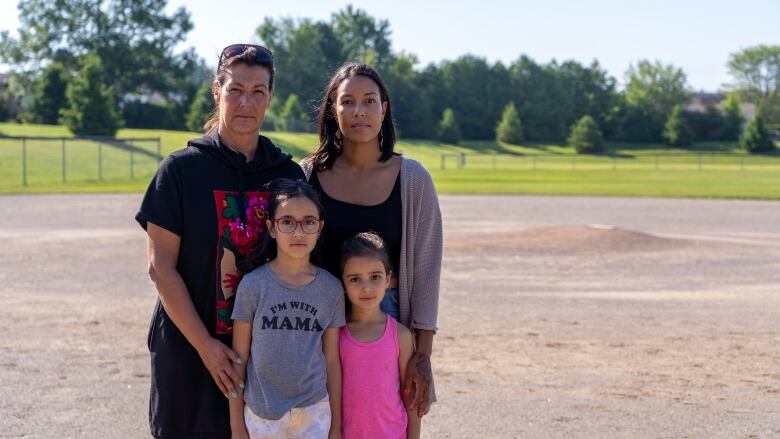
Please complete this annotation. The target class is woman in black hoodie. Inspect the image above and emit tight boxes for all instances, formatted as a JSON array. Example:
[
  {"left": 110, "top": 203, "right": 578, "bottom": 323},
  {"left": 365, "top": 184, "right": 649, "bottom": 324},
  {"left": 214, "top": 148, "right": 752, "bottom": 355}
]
[{"left": 136, "top": 44, "right": 304, "bottom": 439}]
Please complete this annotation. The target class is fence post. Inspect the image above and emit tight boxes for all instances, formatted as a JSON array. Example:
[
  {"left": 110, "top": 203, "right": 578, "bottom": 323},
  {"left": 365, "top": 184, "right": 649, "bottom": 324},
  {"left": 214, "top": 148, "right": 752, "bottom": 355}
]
[
  {"left": 98, "top": 142, "right": 103, "bottom": 181},
  {"left": 22, "top": 138, "right": 27, "bottom": 187},
  {"left": 459, "top": 153, "right": 465, "bottom": 169},
  {"left": 130, "top": 141, "right": 135, "bottom": 179},
  {"left": 61, "top": 138, "right": 67, "bottom": 183}
]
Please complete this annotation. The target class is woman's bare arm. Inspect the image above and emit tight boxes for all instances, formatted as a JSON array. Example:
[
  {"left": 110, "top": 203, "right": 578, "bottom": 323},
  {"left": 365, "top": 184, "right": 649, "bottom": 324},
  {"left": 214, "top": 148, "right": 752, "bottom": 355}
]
[{"left": 147, "top": 222, "right": 242, "bottom": 398}]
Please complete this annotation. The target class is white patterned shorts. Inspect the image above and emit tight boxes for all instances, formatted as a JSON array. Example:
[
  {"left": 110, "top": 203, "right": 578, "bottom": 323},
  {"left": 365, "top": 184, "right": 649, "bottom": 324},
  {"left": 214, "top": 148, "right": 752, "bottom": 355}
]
[{"left": 244, "top": 395, "right": 331, "bottom": 439}]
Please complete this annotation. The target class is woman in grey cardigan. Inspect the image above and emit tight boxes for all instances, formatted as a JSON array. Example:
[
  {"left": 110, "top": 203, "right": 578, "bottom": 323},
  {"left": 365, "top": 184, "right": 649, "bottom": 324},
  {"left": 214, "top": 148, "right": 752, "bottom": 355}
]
[{"left": 301, "top": 62, "right": 442, "bottom": 419}]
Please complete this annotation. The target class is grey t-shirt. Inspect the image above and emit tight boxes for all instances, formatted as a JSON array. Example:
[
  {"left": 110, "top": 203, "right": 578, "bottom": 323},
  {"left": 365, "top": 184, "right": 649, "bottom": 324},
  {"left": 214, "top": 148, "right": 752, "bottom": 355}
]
[{"left": 232, "top": 264, "right": 346, "bottom": 420}]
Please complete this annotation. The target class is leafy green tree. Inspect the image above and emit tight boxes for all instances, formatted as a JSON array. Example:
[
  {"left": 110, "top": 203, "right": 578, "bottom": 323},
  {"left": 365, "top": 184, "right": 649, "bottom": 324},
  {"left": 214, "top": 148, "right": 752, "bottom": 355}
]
[
  {"left": 663, "top": 105, "right": 693, "bottom": 147},
  {"left": 438, "top": 108, "right": 461, "bottom": 144},
  {"left": 0, "top": 0, "right": 199, "bottom": 112},
  {"left": 507, "top": 55, "right": 559, "bottom": 141},
  {"left": 382, "top": 53, "right": 434, "bottom": 138},
  {"left": 252, "top": 8, "right": 620, "bottom": 143},
  {"left": 681, "top": 104, "right": 724, "bottom": 141},
  {"left": 568, "top": 115, "right": 604, "bottom": 153},
  {"left": 502, "top": 57, "right": 619, "bottom": 142},
  {"left": 720, "top": 93, "right": 745, "bottom": 141},
  {"left": 261, "top": 95, "right": 286, "bottom": 132},
  {"left": 185, "top": 80, "right": 214, "bottom": 133},
  {"left": 727, "top": 45, "right": 780, "bottom": 126},
  {"left": 60, "top": 53, "right": 119, "bottom": 136},
  {"left": 556, "top": 60, "right": 619, "bottom": 140},
  {"left": 279, "top": 93, "right": 309, "bottom": 132},
  {"left": 436, "top": 55, "right": 509, "bottom": 140},
  {"left": 0, "top": 87, "right": 18, "bottom": 121},
  {"left": 740, "top": 115, "right": 775, "bottom": 153},
  {"left": 0, "top": 74, "right": 22, "bottom": 121},
  {"left": 28, "top": 62, "right": 69, "bottom": 124},
  {"left": 622, "top": 60, "right": 690, "bottom": 142},
  {"left": 331, "top": 5, "right": 393, "bottom": 69},
  {"left": 257, "top": 17, "right": 343, "bottom": 114},
  {"left": 496, "top": 102, "right": 524, "bottom": 144}
]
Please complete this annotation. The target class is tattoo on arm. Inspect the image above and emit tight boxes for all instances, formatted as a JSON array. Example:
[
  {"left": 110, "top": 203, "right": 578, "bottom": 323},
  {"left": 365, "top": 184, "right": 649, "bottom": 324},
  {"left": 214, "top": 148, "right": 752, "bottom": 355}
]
[{"left": 416, "top": 353, "right": 432, "bottom": 385}]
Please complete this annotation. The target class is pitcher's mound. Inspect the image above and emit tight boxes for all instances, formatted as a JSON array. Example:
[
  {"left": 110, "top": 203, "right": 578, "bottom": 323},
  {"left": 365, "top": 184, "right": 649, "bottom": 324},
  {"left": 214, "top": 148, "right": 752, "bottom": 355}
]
[{"left": 447, "top": 224, "right": 688, "bottom": 254}]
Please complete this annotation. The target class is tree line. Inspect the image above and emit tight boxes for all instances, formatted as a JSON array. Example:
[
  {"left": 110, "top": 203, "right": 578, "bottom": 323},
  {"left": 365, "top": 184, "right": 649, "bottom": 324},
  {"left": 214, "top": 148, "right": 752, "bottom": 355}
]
[{"left": 0, "top": 1, "right": 777, "bottom": 153}]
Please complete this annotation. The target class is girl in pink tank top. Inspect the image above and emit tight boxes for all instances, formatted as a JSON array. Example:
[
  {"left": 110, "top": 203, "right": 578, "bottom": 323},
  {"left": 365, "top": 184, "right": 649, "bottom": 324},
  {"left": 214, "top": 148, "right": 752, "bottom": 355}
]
[{"left": 338, "top": 232, "right": 421, "bottom": 439}]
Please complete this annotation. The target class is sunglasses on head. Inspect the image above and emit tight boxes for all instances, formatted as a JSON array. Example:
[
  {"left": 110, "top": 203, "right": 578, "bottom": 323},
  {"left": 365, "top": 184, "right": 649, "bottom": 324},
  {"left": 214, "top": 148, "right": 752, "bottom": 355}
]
[{"left": 218, "top": 44, "right": 273, "bottom": 69}]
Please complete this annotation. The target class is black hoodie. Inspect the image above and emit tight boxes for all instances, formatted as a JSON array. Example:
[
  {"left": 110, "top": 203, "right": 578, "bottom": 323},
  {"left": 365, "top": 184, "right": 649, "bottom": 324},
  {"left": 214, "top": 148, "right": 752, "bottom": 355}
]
[{"left": 136, "top": 134, "right": 304, "bottom": 438}]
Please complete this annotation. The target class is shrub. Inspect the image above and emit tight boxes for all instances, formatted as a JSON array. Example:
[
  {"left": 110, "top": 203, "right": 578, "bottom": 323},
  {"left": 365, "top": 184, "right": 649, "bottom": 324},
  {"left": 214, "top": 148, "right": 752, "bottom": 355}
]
[
  {"left": 720, "top": 93, "right": 745, "bottom": 141},
  {"left": 185, "top": 80, "right": 214, "bottom": 132},
  {"left": 438, "top": 108, "right": 461, "bottom": 144},
  {"left": 279, "top": 94, "right": 309, "bottom": 132},
  {"left": 60, "top": 54, "right": 120, "bottom": 136},
  {"left": 740, "top": 116, "right": 775, "bottom": 153},
  {"left": 663, "top": 105, "right": 692, "bottom": 147},
  {"left": 28, "top": 62, "right": 69, "bottom": 125},
  {"left": 496, "top": 102, "right": 524, "bottom": 144},
  {"left": 568, "top": 115, "right": 604, "bottom": 153}
]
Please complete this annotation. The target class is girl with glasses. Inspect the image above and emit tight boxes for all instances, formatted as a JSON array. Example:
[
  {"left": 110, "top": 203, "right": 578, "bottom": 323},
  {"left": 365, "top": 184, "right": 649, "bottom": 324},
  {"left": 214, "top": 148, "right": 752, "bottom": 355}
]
[{"left": 230, "top": 178, "right": 345, "bottom": 439}]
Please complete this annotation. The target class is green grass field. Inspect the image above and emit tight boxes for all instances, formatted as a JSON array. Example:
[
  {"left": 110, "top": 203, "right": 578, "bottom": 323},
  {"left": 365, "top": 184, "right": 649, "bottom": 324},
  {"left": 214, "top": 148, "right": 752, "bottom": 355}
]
[{"left": 1, "top": 122, "right": 779, "bottom": 199}]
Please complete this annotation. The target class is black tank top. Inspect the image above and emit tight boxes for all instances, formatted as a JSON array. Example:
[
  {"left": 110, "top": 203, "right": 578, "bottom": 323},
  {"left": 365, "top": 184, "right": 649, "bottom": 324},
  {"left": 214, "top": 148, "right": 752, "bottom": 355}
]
[{"left": 309, "top": 170, "right": 402, "bottom": 278}]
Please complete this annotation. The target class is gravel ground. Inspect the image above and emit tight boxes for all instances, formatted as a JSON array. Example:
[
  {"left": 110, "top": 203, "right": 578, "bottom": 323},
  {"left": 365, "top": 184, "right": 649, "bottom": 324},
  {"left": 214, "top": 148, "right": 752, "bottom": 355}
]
[{"left": 1, "top": 194, "right": 779, "bottom": 439}]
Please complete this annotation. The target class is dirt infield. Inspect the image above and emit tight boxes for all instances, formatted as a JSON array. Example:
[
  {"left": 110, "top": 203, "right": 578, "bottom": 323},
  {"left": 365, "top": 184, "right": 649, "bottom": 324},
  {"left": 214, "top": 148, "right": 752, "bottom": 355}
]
[{"left": 1, "top": 194, "right": 779, "bottom": 438}]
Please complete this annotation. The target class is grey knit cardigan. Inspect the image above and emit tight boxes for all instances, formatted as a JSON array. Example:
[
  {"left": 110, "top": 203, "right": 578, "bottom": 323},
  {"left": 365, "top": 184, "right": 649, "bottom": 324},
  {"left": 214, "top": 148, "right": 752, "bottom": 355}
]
[{"left": 300, "top": 156, "right": 442, "bottom": 332}]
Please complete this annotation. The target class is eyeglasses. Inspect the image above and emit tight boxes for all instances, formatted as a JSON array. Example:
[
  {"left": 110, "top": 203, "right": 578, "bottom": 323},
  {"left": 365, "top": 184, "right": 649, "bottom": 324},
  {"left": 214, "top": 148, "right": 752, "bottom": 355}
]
[
  {"left": 273, "top": 216, "right": 322, "bottom": 234},
  {"left": 218, "top": 44, "right": 273, "bottom": 69}
]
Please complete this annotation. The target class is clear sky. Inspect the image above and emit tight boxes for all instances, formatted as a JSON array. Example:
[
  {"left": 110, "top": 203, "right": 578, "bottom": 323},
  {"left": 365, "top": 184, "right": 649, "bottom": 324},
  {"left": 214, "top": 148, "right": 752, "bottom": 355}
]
[{"left": 1, "top": 0, "right": 778, "bottom": 91}]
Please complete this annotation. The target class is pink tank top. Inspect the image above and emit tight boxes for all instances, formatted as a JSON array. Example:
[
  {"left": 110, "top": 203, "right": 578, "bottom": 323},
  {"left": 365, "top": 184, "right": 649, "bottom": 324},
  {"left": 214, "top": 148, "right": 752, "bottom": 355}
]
[{"left": 339, "top": 315, "right": 407, "bottom": 439}]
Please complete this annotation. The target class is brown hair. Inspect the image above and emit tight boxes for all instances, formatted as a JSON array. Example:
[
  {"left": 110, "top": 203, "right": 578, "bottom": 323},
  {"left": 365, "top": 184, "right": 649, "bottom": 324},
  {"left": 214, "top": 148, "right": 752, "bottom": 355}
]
[
  {"left": 339, "top": 231, "right": 392, "bottom": 276},
  {"left": 309, "top": 62, "right": 397, "bottom": 171},
  {"left": 203, "top": 46, "right": 275, "bottom": 135}
]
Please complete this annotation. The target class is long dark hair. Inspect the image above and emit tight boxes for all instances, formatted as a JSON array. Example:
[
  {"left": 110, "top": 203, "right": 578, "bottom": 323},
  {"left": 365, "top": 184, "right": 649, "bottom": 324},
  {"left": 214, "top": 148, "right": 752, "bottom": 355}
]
[
  {"left": 204, "top": 46, "right": 275, "bottom": 135},
  {"left": 238, "top": 178, "right": 324, "bottom": 273},
  {"left": 309, "top": 62, "right": 397, "bottom": 171}
]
